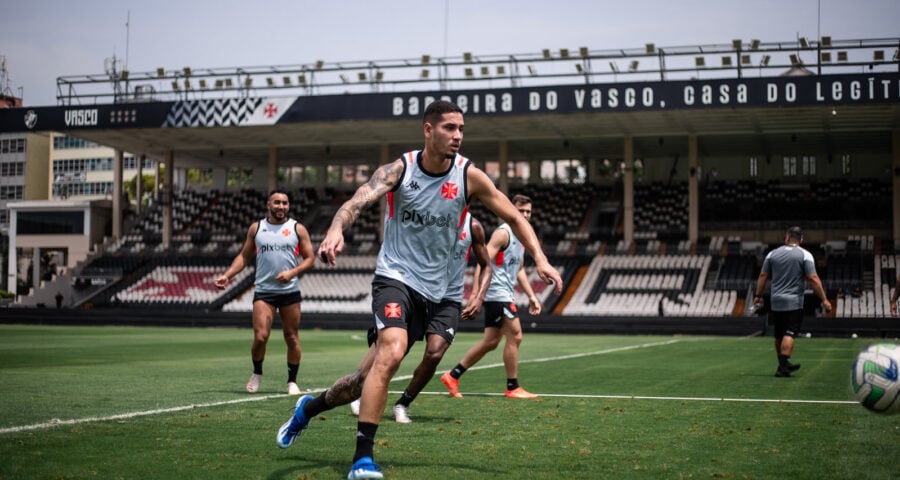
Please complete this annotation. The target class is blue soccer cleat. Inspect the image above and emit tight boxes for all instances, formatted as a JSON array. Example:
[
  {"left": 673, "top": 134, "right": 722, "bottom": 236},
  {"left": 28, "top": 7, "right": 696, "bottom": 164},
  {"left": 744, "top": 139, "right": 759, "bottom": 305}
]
[
  {"left": 276, "top": 394, "right": 313, "bottom": 448},
  {"left": 347, "top": 456, "right": 383, "bottom": 479}
]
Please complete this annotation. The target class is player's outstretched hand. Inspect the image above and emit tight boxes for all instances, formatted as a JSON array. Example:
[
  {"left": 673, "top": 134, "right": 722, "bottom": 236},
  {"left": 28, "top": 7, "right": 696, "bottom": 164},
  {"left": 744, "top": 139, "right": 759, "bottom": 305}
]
[
  {"left": 536, "top": 262, "right": 563, "bottom": 296},
  {"left": 317, "top": 230, "right": 345, "bottom": 266}
]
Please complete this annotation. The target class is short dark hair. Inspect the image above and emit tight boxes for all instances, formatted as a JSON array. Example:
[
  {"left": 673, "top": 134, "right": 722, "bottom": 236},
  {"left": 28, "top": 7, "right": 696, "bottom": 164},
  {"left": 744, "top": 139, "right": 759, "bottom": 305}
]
[
  {"left": 511, "top": 194, "right": 532, "bottom": 206},
  {"left": 786, "top": 226, "right": 803, "bottom": 240},
  {"left": 268, "top": 188, "right": 290, "bottom": 202},
  {"left": 423, "top": 100, "right": 463, "bottom": 125}
]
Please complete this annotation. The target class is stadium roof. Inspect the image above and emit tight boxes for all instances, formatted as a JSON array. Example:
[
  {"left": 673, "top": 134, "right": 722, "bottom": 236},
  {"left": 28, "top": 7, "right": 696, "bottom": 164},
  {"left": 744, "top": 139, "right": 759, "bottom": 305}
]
[
  {"left": 4, "top": 83, "right": 897, "bottom": 170},
  {"left": 1, "top": 37, "right": 899, "bottom": 169}
]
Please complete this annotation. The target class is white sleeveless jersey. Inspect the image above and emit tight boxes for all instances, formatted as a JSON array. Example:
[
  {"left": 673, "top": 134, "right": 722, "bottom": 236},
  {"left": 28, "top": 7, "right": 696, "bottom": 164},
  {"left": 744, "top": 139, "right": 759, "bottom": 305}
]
[
  {"left": 444, "top": 212, "right": 473, "bottom": 302},
  {"left": 484, "top": 223, "right": 524, "bottom": 303},
  {"left": 254, "top": 218, "right": 301, "bottom": 294},
  {"left": 375, "top": 150, "right": 470, "bottom": 302}
]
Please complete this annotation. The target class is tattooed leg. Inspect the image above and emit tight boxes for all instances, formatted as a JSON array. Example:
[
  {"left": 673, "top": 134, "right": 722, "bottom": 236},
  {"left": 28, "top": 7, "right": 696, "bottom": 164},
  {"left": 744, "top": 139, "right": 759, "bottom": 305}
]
[{"left": 324, "top": 371, "right": 364, "bottom": 407}]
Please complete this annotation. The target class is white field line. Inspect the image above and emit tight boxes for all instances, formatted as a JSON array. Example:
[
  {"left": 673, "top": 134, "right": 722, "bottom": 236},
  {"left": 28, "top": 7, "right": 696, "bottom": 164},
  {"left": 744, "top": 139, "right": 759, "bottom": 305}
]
[
  {"left": 402, "top": 337, "right": 856, "bottom": 405},
  {"left": 0, "top": 338, "right": 855, "bottom": 434},
  {"left": 412, "top": 391, "right": 858, "bottom": 405},
  {"left": 390, "top": 338, "right": 684, "bottom": 383},
  {"left": 0, "top": 393, "right": 314, "bottom": 434}
]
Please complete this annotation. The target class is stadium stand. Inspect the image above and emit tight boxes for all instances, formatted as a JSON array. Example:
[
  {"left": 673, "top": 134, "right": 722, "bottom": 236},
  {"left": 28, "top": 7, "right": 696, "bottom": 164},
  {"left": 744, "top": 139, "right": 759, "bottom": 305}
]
[
  {"left": 48, "top": 182, "right": 892, "bottom": 326},
  {"left": 701, "top": 179, "right": 891, "bottom": 230}
]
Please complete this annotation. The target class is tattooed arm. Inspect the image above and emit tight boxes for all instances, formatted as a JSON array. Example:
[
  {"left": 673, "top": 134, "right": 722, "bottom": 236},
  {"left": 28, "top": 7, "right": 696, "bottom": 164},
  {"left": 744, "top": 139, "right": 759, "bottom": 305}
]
[{"left": 317, "top": 158, "right": 405, "bottom": 266}]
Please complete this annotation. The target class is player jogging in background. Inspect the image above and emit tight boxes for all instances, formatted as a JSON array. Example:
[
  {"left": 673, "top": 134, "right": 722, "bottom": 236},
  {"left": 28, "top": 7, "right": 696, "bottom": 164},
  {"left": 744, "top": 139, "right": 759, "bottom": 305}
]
[
  {"left": 754, "top": 226, "right": 831, "bottom": 378},
  {"left": 442, "top": 194, "right": 544, "bottom": 399},
  {"left": 215, "top": 189, "right": 315, "bottom": 395}
]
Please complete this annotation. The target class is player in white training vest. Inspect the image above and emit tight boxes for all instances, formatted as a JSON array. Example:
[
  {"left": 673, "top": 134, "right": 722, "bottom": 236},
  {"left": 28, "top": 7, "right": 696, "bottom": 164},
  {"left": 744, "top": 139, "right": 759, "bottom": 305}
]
[
  {"left": 388, "top": 211, "right": 493, "bottom": 423},
  {"left": 276, "top": 100, "right": 563, "bottom": 480},
  {"left": 216, "top": 189, "right": 314, "bottom": 395},
  {"left": 442, "top": 194, "right": 544, "bottom": 399}
]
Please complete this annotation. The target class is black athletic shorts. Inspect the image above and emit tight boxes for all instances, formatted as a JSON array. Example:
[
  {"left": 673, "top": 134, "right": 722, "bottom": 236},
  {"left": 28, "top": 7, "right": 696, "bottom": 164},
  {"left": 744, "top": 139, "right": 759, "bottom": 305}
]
[
  {"left": 366, "top": 298, "right": 460, "bottom": 348},
  {"left": 427, "top": 298, "right": 461, "bottom": 345},
  {"left": 253, "top": 290, "right": 302, "bottom": 307},
  {"left": 770, "top": 309, "right": 803, "bottom": 338},
  {"left": 371, "top": 275, "right": 433, "bottom": 349},
  {"left": 482, "top": 300, "right": 519, "bottom": 328}
]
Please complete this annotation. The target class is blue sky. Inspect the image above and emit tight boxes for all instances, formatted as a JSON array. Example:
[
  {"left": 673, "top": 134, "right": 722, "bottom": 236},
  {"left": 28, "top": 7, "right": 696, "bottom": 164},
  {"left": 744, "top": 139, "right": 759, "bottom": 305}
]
[{"left": 2, "top": 0, "right": 898, "bottom": 106}]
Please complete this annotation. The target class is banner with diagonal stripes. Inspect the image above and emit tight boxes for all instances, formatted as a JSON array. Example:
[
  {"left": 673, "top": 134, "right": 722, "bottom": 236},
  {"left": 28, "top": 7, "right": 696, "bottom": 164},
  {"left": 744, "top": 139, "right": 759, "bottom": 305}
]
[{"left": 162, "top": 97, "right": 296, "bottom": 127}]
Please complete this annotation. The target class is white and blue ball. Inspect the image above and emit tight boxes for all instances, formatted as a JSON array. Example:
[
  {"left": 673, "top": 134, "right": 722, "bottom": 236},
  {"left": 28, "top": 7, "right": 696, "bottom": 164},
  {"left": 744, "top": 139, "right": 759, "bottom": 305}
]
[{"left": 851, "top": 343, "right": 900, "bottom": 414}]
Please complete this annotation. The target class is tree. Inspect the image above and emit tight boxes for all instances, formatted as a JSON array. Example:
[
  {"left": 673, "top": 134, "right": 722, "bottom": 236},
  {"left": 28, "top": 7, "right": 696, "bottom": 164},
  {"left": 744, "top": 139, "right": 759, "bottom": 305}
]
[{"left": 124, "top": 174, "right": 157, "bottom": 206}]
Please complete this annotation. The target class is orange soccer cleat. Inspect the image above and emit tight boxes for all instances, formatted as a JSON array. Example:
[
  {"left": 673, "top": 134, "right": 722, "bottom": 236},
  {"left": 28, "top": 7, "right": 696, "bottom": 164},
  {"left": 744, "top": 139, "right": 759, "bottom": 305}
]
[
  {"left": 440, "top": 371, "right": 463, "bottom": 398},
  {"left": 505, "top": 387, "right": 539, "bottom": 399}
]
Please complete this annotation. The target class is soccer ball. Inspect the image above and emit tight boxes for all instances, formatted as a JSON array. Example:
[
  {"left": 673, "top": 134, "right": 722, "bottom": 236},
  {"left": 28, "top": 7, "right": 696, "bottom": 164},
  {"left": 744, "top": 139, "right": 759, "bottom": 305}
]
[{"left": 850, "top": 343, "right": 900, "bottom": 414}]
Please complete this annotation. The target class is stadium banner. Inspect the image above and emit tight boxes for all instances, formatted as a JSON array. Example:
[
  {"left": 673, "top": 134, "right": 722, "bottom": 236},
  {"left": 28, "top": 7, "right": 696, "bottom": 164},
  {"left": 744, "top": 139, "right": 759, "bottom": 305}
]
[{"left": 1, "top": 72, "right": 898, "bottom": 132}]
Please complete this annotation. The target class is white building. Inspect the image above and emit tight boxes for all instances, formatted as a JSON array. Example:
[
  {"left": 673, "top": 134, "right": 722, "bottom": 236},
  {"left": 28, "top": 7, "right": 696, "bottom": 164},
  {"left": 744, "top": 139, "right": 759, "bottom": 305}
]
[{"left": 1, "top": 131, "right": 154, "bottom": 298}]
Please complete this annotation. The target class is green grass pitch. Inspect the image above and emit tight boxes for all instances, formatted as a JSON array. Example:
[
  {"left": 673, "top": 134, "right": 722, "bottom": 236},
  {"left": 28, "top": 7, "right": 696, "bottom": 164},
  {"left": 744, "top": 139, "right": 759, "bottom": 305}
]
[{"left": 0, "top": 324, "right": 897, "bottom": 479}]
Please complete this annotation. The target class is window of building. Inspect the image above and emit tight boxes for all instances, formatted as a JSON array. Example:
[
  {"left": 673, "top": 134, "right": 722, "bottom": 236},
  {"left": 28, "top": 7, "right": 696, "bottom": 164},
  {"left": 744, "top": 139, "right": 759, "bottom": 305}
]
[
  {"left": 285, "top": 165, "right": 319, "bottom": 186},
  {"left": 227, "top": 167, "right": 254, "bottom": 187},
  {"left": 0, "top": 185, "right": 24, "bottom": 200},
  {"left": 507, "top": 160, "right": 531, "bottom": 185},
  {"left": 782, "top": 156, "right": 797, "bottom": 176},
  {"left": 540, "top": 158, "right": 587, "bottom": 184},
  {"left": 749, "top": 156, "right": 758, "bottom": 177},
  {"left": 801, "top": 155, "right": 816, "bottom": 176},
  {"left": 122, "top": 155, "right": 143, "bottom": 169},
  {"left": 186, "top": 168, "right": 213, "bottom": 188},
  {"left": 841, "top": 154, "right": 852, "bottom": 175},
  {"left": 483, "top": 161, "right": 500, "bottom": 183},
  {"left": 0, "top": 138, "right": 18, "bottom": 154},
  {"left": 53, "top": 135, "right": 100, "bottom": 150},
  {"left": 17, "top": 211, "right": 85, "bottom": 234},
  {"left": 325, "top": 165, "right": 360, "bottom": 188},
  {"left": 0, "top": 162, "right": 24, "bottom": 176}
]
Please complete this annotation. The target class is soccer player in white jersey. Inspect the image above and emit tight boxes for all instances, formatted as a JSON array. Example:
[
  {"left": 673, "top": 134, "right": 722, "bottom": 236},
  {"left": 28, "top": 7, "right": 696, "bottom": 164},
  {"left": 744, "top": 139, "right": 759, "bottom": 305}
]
[
  {"left": 389, "top": 212, "right": 492, "bottom": 422},
  {"left": 348, "top": 212, "right": 492, "bottom": 422},
  {"left": 215, "top": 189, "right": 315, "bottom": 395},
  {"left": 442, "top": 194, "right": 544, "bottom": 399},
  {"left": 275, "top": 100, "right": 563, "bottom": 480}
]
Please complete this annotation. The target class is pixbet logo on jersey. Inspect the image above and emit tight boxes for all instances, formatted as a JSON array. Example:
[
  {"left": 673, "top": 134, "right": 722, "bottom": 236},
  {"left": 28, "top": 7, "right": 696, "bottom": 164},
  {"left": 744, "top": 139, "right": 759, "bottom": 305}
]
[
  {"left": 400, "top": 209, "right": 452, "bottom": 229},
  {"left": 258, "top": 244, "right": 294, "bottom": 253}
]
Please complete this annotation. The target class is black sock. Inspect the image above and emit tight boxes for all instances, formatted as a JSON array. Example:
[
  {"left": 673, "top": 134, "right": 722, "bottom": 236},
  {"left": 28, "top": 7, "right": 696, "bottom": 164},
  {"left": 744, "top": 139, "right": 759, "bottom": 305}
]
[
  {"left": 396, "top": 390, "right": 416, "bottom": 407},
  {"left": 507, "top": 378, "right": 520, "bottom": 391},
  {"left": 252, "top": 360, "right": 263, "bottom": 375},
  {"left": 778, "top": 355, "right": 789, "bottom": 368},
  {"left": 304, "top": 392, "right": 331, "bottom": 418},
  {"left": 287, "top": 363, "right": 299, "bottom": 383},
  {"left": 450, "top": 364, "right": 467, "bottom": 379},
  {"left": 352, "top": 422, "right": 379, "bottom": 462}
]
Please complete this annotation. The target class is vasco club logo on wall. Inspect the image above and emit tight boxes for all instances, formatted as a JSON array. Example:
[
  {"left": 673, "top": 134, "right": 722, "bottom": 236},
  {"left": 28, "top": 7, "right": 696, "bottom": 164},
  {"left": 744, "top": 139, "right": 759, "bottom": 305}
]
[{"left": 23, "top": 110, "right": 37, "bottom": 129}]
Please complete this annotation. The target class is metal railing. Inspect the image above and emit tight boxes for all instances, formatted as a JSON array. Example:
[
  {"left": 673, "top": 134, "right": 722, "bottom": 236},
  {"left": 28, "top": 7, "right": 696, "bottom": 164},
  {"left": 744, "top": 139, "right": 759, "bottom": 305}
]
[{"left": 56, "top": 37, "right": 900, "bottom": 105}]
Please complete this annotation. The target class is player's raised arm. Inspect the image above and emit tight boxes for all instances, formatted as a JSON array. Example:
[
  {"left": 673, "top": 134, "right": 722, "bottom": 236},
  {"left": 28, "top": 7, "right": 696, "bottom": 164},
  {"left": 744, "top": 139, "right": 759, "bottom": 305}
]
[
  {"left": 317, "top": 158, "right": 405, "bottom": 266},
  {"left": 466, "top": 167, "right": 563, "bottom": 295}
]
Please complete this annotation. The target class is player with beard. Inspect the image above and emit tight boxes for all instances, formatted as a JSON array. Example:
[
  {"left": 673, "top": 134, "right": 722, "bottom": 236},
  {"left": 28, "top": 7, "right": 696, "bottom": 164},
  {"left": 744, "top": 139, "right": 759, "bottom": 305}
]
[{"left": 216, "top": 189, "right": 315, "bottom": 395}]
